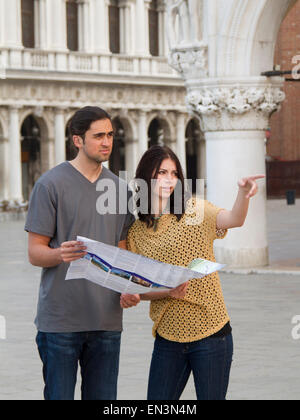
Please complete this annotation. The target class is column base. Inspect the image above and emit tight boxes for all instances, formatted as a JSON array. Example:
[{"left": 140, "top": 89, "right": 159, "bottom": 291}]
[{"left": 214, "top": 245, "right": 269, "bottom": 268}]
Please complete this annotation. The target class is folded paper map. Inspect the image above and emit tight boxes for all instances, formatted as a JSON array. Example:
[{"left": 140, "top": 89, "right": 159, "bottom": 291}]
[{"left": 65, "top": 236, "right": 226, "bottom": 294}]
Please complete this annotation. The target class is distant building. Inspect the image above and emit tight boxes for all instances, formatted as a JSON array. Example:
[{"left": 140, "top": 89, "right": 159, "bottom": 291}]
[
  {"left": 268, "top": 0, "right": 300, "bottom": 197},
  {"left": 0, "top": 0, "right": 203, "bottom": 205}
]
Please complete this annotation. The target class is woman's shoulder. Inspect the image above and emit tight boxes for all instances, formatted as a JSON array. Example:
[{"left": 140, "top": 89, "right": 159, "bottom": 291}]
[
  {"left": 185, "top": 197, "right": 221, "bottom": 214},
  {"left": 128, "top": 218, "right": 144, "bottom": 236},
  {"left": 183, "top": 197, "right": 222, "bottom": 226},
  {"left": 183, "top": 197, "right": 207, "bottom": 222}
]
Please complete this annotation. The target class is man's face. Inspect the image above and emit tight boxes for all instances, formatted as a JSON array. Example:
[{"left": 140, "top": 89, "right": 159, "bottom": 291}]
[{"left": 79, "top": 118, "right": 114, "bottom": 164}]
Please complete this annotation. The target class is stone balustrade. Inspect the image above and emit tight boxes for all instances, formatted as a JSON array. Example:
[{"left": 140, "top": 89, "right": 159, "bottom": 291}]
[{"left": 0, "top": 48, "right": 177, "bottom": 78}]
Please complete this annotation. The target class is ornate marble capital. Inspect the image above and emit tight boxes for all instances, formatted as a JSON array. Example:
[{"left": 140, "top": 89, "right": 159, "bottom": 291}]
[{"left": 185, "top": 84, "right": 286, "bottom": 131}]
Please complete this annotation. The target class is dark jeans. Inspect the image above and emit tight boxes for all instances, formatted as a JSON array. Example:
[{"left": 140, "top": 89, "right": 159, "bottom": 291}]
[
  {"left": 36, "top": 330, "right": 121, "bottom": 400},
  {"left": 147, "top": 333, "right": 233, "bottom": 400}
]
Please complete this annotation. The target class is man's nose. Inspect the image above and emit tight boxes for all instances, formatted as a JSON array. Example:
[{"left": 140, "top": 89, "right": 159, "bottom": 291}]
[{"left": 102, "top": 135, "right": 112, "bottom": 145}]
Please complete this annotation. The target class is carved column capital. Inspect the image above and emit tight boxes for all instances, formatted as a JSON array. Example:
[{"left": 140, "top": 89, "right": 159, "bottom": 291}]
[{"left": 185, "top": 81, "right": 286, "bottom": 132}]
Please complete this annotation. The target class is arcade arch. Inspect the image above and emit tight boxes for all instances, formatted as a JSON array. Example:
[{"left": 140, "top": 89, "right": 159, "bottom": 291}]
[{"left": 147, "top": 116, "right": 172, "bottom": 149}]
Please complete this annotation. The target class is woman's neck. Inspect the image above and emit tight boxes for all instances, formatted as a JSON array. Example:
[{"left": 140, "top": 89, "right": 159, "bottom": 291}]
[{"left": 152, "top": 197, "right": 169, "bottom": 217}]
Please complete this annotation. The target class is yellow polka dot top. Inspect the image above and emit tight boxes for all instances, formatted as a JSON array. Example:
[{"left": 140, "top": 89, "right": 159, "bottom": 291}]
[{"left": 127, "top": 198, "right": 230, "bottom": 343}]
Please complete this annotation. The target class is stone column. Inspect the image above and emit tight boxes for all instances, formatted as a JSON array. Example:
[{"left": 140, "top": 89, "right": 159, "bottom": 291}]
[
  {"left": 89, "top": 0, "right": 110, "bottom": 54},
  {"left": 119, "top": 0, "right": 133, "bottom": 54},
  {"left": 78, "top": 0, "right": 90, "bottom": 52},
  {"left": 185, "top": 80, "right": 285, "bottom": 267},
  {"left": 135, "top": 0, "right": 151, "bottom": 56},
  {"left": 125, "top": 138, "right": 139, "bottom": 182},
  {"left": 34, "top": 0, "right": 47, "bottom": 49},
  {"left": 176, "top": 112, "right": 187, "bottom": 177},
  {"left": 157, "top": 0, "right": 166, "bottom": 56},
  {"left": 54, "top": 108, "right": 66, "bottom": 165},
  {"left": 138, "top": 110, "right": 148, "bottom": 159},
  {"left": 41, "top": 137, "right": 55, "bottom": 172},
  {"left": 0, "top": 136, "right": 9, "bottom": 201},
  {"left": 46, "top": 0, "right": 67, "bottom": 51},
  {"left": 2, "top": 0, "right": 22, "bottom": 48},
  {"left": 9, "top": 106, "right": 23, "bottom": 202},
  {"left": 0, "top": 0, "right": 22, "bottom": 69}
]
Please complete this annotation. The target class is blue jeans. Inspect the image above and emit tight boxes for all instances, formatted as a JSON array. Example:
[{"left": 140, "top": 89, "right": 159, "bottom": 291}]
[
  {"left": 36, "top": 330, "right": 121, "bottom": 400},
  {"left": 147, "top": 333, "right": 233, "bottom": 400}
]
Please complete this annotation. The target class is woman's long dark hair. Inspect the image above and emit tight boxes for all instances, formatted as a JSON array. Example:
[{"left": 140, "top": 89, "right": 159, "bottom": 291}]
[{"left": 134, "top": 146, "right": 189, "bottom": 228}]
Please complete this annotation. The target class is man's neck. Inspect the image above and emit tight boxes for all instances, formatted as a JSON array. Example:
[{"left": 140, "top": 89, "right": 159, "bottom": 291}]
[{"left": 69, "top": 155, "right": 103, "bottom": 183}]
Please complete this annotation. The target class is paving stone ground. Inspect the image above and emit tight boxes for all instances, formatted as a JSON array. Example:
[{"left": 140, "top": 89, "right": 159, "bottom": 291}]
[{"left": 0, "top": 199, "right": 299, "bottom": 400}]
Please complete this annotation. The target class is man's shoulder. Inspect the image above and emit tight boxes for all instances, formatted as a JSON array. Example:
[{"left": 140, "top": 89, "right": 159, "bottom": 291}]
[
  {"left": 101, "top": 166, "right": 125, "bottom": 182},
  {"left": 101, "top": 167, "right": 132, "bottom": 191},
  {"left": 35, "top": 162, "right": 71, "bottom": 189}
]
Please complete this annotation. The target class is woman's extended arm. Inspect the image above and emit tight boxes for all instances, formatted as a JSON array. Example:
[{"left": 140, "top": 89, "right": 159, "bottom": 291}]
[{"left": 216, "top": 175, "right": 265, "bottom": 230}]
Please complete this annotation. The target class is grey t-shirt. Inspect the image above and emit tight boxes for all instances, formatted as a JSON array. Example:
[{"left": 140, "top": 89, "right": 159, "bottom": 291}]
[{"left": 25, "top": 162, "right": 135, "bottom": 333}]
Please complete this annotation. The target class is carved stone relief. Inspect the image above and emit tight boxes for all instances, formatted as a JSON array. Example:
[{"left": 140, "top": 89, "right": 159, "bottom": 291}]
[{"left": 165, "top": 0, "right": 203, "bottom": 48}]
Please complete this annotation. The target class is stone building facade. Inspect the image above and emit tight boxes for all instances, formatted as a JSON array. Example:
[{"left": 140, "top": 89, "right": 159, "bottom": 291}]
[{"left": 0, "top": 0, "right": 204, "bottom": 205}]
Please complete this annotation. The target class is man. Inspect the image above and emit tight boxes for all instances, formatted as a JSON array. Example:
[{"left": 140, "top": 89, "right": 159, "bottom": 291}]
[{"left": 25, "top": 106, "right": 139, "bottom": 400}]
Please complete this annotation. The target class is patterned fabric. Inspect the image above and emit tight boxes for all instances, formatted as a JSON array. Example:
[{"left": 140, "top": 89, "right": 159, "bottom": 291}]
[{"left": 127, "top": 198, "right": 230, "bottom": 343}]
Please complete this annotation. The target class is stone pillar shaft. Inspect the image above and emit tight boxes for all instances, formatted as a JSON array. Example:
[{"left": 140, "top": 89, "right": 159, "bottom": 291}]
[
  {"left": 176, "top": 113, "right": 187, "bottom": 177},
  {"left": 138, "top": 111, "right": 148, "bottom": 159},
  {"left": 9, "top": 107, "right": 23, "bottom": 202},
  {"left": 0, "top": 137, "right": 9, "bottom": 201},
  {"left": 125, "top": 139, "right": 139, "bottom": 182},
  {"left": 54, "top": 109, "right": 66, "bottom": 165}
]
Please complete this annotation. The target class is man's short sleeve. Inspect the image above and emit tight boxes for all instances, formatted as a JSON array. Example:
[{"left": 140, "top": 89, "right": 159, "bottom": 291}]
[{"left": 24, "top": 182, "right": 57, "bottom": 238}]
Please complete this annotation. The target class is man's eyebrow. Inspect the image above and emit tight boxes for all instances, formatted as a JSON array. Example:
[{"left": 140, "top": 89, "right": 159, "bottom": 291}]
[{"left": 92, "top": 130, "right": 114, "bottom": 137}]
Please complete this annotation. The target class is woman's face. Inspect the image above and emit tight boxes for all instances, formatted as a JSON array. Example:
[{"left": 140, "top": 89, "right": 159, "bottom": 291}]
[{"left": 152, "top": 158, "right": 179, "bottom": 199}]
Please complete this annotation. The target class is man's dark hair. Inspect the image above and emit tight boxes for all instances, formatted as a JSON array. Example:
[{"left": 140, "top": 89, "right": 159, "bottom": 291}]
[{"left": 68, "top": 106, "right": 112, "bottom": 141}]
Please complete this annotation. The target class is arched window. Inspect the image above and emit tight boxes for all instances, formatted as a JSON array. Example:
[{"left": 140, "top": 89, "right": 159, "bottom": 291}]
[
  {"left": 66, "top": 0, "right": 79, "bottom": 51},
  {"left": 148, "top": 119, "right": 164, "bottom": 148},
  {"left": 21, "top": 115, "right": 41, "bottom": 201},
  {"left": 21, "top": 0, "right": 35, "bottom": 48},
  {"left": 149, "top": 0, "right": 159, "bottom": 56},
  {"left": 109, "top": 0, "right": 120, "bottom": 54}
]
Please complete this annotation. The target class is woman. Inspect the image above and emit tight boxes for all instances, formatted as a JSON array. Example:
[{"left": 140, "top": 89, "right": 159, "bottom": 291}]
[{"left": 121, "top": 145, "right": 264, "bottom": 400}]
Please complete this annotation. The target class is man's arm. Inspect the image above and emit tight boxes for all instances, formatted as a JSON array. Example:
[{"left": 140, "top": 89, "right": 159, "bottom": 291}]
[{"left": 28, "top": 232, "right": 87, "bottom": 268}]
